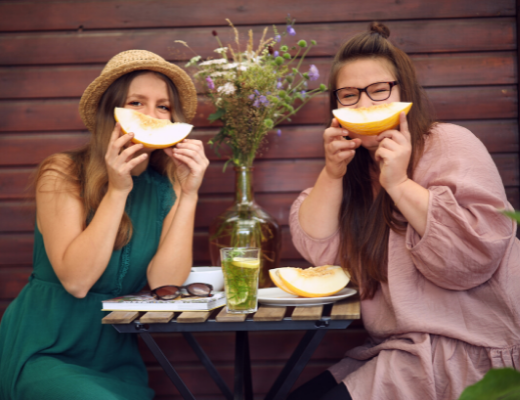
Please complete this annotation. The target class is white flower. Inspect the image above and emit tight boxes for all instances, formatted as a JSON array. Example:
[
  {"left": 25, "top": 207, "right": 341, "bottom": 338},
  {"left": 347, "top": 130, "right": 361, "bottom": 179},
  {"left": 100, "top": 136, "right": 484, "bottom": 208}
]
[
  {"left": 210, "top": 71, "right": 228, "bottom": 77},
  {"left": 214, "top": 47, "right": 228, "bottom": 54},
  {"left": 217, "top": 82, "right": 236, "bottom": 95},
  {"left": 222, "top": 63, "right": 239, "bottom": 70},
  {"left": 199, "top": 59, "right": 228, "bottom": 67}
]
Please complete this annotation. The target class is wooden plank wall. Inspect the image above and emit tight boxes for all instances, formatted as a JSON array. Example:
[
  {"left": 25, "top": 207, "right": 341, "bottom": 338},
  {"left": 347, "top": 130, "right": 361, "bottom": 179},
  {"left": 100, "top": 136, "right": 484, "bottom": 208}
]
[{"left": 0, "top": 1, "right": 518, "bottom": 398}]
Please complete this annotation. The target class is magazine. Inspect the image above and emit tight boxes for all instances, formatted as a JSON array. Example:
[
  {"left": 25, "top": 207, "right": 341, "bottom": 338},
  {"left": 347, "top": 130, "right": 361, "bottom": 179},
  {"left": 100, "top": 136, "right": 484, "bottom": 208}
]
[{"left": 102, "top": 291, "right": 226, "bottom": 312}]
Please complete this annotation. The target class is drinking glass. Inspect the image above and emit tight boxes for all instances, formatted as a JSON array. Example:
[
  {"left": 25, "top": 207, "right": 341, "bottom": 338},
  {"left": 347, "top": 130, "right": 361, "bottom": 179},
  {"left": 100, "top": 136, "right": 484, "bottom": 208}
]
[{"left": 220, "top": 247, "right": 260, "bottom": 314}]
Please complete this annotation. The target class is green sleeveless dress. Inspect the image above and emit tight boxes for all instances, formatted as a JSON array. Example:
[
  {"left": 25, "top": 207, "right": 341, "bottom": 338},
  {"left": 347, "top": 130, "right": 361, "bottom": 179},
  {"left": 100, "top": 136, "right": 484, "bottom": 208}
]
[{"left": 0, "top": 167, "right": 175, "bottom": 400}]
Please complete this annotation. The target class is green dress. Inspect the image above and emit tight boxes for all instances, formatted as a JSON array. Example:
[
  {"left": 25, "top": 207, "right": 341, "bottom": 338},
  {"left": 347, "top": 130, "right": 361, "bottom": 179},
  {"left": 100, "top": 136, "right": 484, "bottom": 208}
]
[{"left": 0, "top": 167, "right": 175, "bottom": 400}]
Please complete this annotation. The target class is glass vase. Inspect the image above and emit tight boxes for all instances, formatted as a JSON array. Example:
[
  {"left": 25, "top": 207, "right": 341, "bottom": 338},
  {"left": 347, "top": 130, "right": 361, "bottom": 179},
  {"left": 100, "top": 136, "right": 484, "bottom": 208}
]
[{"left": 209, "top": 166, "right": 281, "bottom": 288}]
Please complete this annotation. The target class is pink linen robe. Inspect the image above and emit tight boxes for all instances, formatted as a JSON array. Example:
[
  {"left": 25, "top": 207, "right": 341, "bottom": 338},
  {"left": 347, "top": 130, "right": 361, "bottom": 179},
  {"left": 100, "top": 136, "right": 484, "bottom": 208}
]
[{"left": 289, "top": 123, "right": 520, "bottom": 400}]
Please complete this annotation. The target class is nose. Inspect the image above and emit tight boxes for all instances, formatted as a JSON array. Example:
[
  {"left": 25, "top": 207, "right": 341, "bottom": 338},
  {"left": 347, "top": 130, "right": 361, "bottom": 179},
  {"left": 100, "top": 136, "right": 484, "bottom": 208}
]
[
  {"left": 356, "top": 91, "right": 373, "bottom": 108},
  {"left": 142, "top": 105, "right": 160, "bottom": 119}
]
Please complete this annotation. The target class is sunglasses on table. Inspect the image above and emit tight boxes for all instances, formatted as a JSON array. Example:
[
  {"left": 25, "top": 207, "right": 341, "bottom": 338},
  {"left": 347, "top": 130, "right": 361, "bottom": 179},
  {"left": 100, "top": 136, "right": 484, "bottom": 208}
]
[{"left": 151, "top": 283, "right": 214, "bottom": 300}]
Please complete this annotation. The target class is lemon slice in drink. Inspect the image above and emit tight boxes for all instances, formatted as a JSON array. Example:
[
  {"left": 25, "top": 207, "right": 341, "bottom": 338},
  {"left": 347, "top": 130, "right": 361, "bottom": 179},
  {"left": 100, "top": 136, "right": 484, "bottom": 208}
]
[{"left": 232, "top": 257, "right": 260, "bottom": 268}]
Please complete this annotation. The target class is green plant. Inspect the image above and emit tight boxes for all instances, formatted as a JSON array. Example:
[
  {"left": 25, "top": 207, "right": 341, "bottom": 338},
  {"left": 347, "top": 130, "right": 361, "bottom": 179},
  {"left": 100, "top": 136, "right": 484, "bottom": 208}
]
[
  {"left": 458, "top": 368, "right": 520, "bottom": 400},
  {"left": 176, "top": 15, "right": 327, "bottom": 168}
]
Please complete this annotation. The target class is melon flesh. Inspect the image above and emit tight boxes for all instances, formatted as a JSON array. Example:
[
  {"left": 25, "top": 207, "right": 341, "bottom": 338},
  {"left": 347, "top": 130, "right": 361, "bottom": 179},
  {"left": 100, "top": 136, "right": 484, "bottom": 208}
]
[
  {"left": 332, "top": 102, "right": 412, "bottom": 136},
  {"left": 114, "top": 107, "right": 193, "bottom": 149},
  {"left": 269, "top": 268, "right": 297, "bottom": 295},
  {"left": 277, "top": 265, "right": 350, "bottom": 298}
]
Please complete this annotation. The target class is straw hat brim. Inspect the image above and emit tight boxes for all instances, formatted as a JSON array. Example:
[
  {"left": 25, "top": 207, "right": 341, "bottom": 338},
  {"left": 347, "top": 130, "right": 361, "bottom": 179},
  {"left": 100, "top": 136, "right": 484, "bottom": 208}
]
[{"left": 79, "top": 58, "right": 197, "bottom": 133}]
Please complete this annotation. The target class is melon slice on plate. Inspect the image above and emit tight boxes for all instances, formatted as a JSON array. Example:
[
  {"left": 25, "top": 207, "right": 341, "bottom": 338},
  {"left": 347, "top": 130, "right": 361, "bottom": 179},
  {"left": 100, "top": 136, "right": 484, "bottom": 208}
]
[
  {"left": 114, "top": 107, "right": 193, "bottom": 149},
  {"left": 269, "top": 268, "right": 297, "bottom": 295},
  {"left": 277, "top": 265, "right": 350, "bottom": 298},
  {"left": 332, "top": 102, "right": 412, "bottom": 136}
]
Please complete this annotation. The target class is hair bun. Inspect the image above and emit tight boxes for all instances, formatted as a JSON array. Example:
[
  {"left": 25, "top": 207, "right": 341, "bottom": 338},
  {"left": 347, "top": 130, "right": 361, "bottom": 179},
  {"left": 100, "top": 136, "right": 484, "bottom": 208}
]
[{"left": 369, "top": 22, "right": 390, "bottom": 39}]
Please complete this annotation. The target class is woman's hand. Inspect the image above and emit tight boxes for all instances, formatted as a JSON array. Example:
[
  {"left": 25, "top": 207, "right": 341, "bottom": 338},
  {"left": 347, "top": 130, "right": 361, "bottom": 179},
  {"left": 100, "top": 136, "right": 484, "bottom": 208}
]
[
  {"left": 163, "top": 139, "right": 209, "bottom": 197},
  {"left": 324, "top": 118, "right": 362, "bottom": 180},
  {"left": 375, "top": 112, "right": 412, "bottom": 191},
  {"left": 105, "top": 123, "right": 148, "bottom": 194}
]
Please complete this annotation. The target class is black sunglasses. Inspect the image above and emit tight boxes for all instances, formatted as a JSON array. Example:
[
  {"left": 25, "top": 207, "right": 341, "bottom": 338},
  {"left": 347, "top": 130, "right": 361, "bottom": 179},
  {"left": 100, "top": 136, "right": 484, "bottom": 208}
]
[{"left": 151, "top": 283, "right": 214, "bottom": 300}]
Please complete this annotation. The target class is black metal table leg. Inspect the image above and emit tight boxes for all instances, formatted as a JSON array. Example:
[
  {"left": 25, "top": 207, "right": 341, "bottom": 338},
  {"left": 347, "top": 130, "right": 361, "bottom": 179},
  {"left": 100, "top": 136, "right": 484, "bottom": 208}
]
[
  {"left": 264, "top": 329, "right": 328, "bottom": 400},
  {"left": 234, "top": 331, "right": 254, "bottom": 400},
  {"left": 139, "top": 332, "right": 196, "bottom": 400},
  {"left": 182, "top": 332, "right": 233, "bottom": 400}
]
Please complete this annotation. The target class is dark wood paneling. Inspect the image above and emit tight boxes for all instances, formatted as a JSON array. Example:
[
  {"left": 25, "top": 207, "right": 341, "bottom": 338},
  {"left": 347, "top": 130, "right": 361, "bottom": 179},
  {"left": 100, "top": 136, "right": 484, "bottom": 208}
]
[
  {"left": 0, "top": 0, "right": 514, "bottom": 32},
  {"left": 1, "top": 52, "right": 516, "bottom": 99},
  {"left": 0, "top": 19, "right": 514, "bottom": 66},
  {"left": 0, "top": 86, "right": 517, "bottom": 133}
]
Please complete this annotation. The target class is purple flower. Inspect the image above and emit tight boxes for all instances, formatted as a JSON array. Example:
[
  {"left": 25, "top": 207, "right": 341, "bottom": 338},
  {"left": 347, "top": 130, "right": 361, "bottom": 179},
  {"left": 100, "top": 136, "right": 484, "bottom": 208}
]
[
  {"left": 287, "top": 25, "right": 296, "bottom": 36},
  {"left": 276, "top": 80, "right": 283, "bottom": 89},
  {"left": 275, "top": 34, "right": 281, "bottom": 42},
  {"left": 300, "top": 90, "right": 306, "bottom": 98},
  {"left": 206, "top": 76, "right": 215, "bottom": 90},
  {"left": 276, "top": 129, "right": 282, "bottom": 137},
  {"left": 274, "top": 51, "right": 279, "bottom": 57},
  {"left": 308, "top": 64, "right": 319, "bottom": 81}
]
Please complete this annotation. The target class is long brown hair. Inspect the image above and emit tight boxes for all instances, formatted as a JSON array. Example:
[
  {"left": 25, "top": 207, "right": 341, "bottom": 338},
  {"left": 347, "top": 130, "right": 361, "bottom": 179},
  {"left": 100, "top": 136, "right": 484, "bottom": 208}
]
[
  {"left": 34, "top": 70, "right": 185, "bottom": 249},
  {"left": 329, "top": 22, "right": 436, "bottom": 299}
]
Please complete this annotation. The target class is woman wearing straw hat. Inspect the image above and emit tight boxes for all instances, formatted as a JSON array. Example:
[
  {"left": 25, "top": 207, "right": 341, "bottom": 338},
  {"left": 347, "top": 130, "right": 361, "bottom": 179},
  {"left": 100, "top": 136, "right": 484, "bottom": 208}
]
[{"left": 0, "top": 50, "right": 208, "bottom": 400}]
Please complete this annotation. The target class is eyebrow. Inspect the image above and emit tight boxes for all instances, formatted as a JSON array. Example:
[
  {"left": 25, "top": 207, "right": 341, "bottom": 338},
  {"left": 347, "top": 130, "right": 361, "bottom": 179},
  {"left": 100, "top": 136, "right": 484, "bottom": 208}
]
[{"left": 126, "top": 93, "right": 170, "bottom": 103}]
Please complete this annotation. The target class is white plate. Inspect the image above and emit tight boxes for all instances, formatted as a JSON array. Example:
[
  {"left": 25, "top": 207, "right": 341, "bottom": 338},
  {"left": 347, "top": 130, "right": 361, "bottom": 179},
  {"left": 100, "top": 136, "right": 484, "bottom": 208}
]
[{"left": 257, "top": 287, "right": 357, "bottom": 307}]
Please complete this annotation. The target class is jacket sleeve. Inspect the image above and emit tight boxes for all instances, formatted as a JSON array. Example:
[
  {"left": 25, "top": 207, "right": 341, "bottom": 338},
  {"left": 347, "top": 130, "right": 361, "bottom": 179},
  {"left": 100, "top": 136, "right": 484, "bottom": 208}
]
[
  {"left": 289, "top": 188, "right": 341, "bottom": 266},
  {"left": 405, "top": 124, "right": 516, "bottom": 291}
]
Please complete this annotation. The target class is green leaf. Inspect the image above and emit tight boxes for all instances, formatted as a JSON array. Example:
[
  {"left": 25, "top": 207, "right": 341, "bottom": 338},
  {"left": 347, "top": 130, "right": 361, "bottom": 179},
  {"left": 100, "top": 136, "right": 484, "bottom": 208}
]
[
  {"left": 458, "top": 368, "right": 520, "bottom": 400},
  {"left": 501, "top": 210, "right": 520, "bottom": 223},
  {"left": 208, "top": 108, "right": 226, "bottom": 123}
]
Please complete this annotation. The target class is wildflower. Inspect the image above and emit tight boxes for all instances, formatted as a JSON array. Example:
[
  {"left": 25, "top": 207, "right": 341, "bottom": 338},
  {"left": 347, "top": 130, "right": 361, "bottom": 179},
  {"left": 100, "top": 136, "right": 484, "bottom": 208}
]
[
  {"left": 287, "top": 25, "right": 296, "bottom": 36},
  {"left": 217, "top": 82, "right": 236, "bottom": 95},
  {"left": 212, "top": 30, "right": 218, "bottom": 36},
  {"left": 275, "top": 34, "right": 281, "bottom": 42},
  {"left": 274, "top": 51, "right": 279, "bottom": 57},
  {"left": 308, "top": 64, "right": 320, "bottom": 81},
  {"left": 199, "top": 59, "right": 228, "bottom": 66},
  {"left": 276, "top": 80, "right": 283, "bottom": 89},
  {"left": 276, "top": 129, "right": 282, "bottom": 137},
  {"left": 206, "top": 76, "right": 215, "bottom": 90},
  {"left": 300, "top": 90, "right": 306, "bottom": 98},
  {"left": 214, "top": 47, "right": 228, "bottom": 54}
]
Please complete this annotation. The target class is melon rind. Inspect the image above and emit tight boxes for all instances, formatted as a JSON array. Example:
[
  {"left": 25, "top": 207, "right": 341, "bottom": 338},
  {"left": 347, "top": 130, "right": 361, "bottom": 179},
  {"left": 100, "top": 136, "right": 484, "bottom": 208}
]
[
  {"left": 269, "top": 268, "right": 297, "bottom": 295},
  {"left": 114, "top": 107, "right": 193, "bottom": 149},
  {"left": 278, "top": 265, "right": 350, "bottom": 298},
  {"left": 332, "top": 102, "right": 412, "bottom": 136}
]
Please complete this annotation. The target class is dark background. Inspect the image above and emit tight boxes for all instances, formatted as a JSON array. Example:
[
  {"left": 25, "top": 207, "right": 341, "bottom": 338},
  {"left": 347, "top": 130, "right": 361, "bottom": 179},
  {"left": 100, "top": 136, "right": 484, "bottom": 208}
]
[{"left": 0, "top": 1, "right": 518, "bottom": 398}]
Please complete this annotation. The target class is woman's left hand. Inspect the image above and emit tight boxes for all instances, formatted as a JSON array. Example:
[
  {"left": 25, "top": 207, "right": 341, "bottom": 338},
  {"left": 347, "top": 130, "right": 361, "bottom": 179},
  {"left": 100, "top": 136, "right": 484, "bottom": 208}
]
[
  {"left": 163, "top": 139, "right": 209, "bottom": 197},
  {"left": 374, "top": 112, "right": 412, "bottom": 191}
]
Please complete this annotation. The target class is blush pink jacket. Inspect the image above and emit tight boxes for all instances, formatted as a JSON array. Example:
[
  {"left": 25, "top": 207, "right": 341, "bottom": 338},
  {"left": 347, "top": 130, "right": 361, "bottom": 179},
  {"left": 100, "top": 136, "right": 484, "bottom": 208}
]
[{"left": 289, "top": 123, "right": 520, "bottom": 400}]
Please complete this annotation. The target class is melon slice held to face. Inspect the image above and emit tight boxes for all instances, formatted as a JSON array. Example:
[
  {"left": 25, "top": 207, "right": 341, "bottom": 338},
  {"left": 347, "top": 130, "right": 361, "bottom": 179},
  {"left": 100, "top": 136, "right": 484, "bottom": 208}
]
[
  {"left": 114, "top": 107, "right": 193, "bottom": 149},
  {"left": 275, "top": 265, "right": 350, "bottom": 298},
  {"left": 332, "top": 102, "right": 412, "bottom": 136}
]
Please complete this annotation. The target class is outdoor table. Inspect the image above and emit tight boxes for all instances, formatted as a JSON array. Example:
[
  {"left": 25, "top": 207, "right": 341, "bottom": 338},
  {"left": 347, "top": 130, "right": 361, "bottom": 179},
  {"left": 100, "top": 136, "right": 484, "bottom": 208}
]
[{"left": 102, "top": 295, "right": 360, "bottom": 400}]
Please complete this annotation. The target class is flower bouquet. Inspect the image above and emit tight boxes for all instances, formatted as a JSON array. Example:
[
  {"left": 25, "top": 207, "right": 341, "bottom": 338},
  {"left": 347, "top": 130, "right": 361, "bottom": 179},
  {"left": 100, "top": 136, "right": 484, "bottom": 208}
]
[{"left": 176, "top": 16, "right": 327, "bottom": 287}]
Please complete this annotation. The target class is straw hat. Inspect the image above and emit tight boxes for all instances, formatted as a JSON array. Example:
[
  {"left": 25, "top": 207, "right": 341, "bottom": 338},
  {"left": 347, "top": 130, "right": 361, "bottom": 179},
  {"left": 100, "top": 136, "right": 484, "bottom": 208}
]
[{"left": 79, "top": 50, "right": 197, "bottom": 133}]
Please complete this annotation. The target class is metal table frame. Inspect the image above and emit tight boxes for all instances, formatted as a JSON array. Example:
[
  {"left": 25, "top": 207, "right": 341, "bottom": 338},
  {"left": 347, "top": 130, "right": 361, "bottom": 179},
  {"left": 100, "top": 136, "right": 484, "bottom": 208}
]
[{"left": 111, "top": 304, "right": 353, "bottom": 400}]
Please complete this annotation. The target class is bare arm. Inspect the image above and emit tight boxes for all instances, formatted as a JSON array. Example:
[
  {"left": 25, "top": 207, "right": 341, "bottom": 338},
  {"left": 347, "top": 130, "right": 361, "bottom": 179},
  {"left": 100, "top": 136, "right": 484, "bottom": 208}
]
[
  {"left": 147, "top": 139, "right": 209, "bottom": 288},
  {"left": 38, "top": 125, "right": 148, "bottom": 298},
  {"left": 299, "top": 119, "right": 361, "bottom": 239}
]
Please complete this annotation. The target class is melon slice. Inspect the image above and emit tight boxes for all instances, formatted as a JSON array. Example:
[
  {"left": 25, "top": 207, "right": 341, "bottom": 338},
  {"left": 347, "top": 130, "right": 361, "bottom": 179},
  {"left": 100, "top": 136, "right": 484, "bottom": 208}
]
[
  {"left": 269, "top": 268, "right": 297, "bottom": 295},
  {"left": 114, "top": 107, "right": 193, "bottom": 149},
  {"left": 332, "top": 102, "right": 412, "bottom": 136},
  {"left": 277, "top": 265, "right": 350, "bottom": 298}
]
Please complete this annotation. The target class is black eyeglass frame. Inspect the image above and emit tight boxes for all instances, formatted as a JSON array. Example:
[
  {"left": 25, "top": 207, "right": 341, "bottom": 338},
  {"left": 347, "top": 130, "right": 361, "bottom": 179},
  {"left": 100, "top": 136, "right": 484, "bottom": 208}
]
[
  {"left": 151, "top": 283, "right": 214, "bottom": 300},
  {"left": 333, "top": 81, "right": 399, "bottom": 106}
]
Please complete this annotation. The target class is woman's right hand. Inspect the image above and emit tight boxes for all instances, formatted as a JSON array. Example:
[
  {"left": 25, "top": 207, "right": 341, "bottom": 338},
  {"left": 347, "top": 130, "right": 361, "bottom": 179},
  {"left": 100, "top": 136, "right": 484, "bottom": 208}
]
[
  {"left": 323, "top": 118, "right": 362, "bottom": 179},
  {"left": 105, "top": 123, "right": 148, "bottom": 194}
]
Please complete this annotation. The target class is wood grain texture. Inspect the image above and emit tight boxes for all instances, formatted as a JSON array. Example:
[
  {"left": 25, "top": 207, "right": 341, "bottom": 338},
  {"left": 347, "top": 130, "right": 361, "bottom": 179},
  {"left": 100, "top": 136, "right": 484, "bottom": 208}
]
[
  {"left": 101, "top": 311, "right": 140, "bottom": 324},
  {"left": 215, "top": 307, "right": 248, "bottom": 322},
  {"left": 0, "top": 19, "right": 514, "bottom": 66},
  {"left": 291, "top": 306, "right": 323, "bottom": 320},
  {"left": 330, "top": 297, "right": 361, "bottom": 320},
  {"left": 0, "top": 0, "right": 514, "bottom": 31},
  {"left": 1, "top": 52, "right": 516, "bottom": 99},
  {"left": 139, "top": 312, "right": 175, "bottom": 324},
  {"left": 176, "top": 311, "right": 212, "bottom": 323},
  {"left": 252, "top": 306, "right": 287, "bottom": 321}
]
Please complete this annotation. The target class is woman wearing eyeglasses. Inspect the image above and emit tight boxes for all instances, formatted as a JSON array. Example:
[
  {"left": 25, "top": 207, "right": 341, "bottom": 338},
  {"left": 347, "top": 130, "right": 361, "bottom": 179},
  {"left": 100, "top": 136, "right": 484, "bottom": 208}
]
[
  {"left": 0, "top": 50, "right": 209, "bottom": 400},
  {"left": 288, "top": 22, "right": 520, "bottom": 400}
]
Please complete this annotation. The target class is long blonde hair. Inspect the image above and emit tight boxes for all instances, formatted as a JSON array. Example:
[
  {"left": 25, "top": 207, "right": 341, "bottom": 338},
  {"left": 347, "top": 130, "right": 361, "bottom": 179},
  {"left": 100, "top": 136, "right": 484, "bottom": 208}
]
[{"left": 34, "top": 70, "right": 186, "bottom": 249}]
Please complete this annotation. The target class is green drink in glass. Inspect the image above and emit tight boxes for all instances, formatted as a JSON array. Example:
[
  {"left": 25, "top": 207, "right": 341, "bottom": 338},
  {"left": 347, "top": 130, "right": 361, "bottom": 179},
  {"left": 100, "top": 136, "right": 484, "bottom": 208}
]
[{"left": 220, "top": 247, "right": 260, "bottom": 313}]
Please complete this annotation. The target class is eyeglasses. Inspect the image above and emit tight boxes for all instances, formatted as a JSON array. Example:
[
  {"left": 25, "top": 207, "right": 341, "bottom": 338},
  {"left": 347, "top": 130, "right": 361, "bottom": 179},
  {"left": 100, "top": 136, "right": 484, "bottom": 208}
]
[
  {"left": 333, "top": 81, "right": 399, "bottom": 106},
  {"left": 151, "top": 283, "right": 214, "bottom": 300}
]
